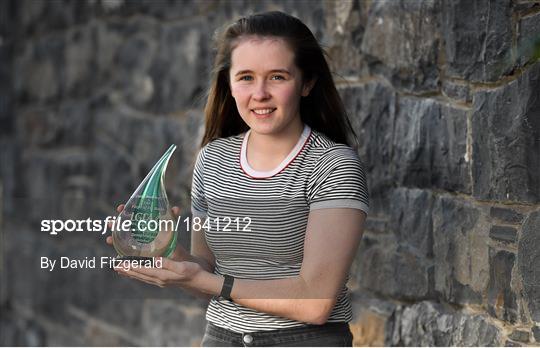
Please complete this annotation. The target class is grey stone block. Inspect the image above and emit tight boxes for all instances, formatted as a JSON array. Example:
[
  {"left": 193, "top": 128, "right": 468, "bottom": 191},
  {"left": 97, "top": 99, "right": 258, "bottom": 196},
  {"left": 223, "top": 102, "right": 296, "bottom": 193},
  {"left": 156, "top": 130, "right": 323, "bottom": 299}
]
[
  {"left": 325, "top": 0, "right": 370, "bottom": 78},
  {"left": 63, "top": 25, "right": 96, "bottom": 98},
  {"left": 472, "top": 62, "right": 540, "bottom": 203},
  {"left": 14, "top": 36, "right": 64, "bottom": 103},
  {"left": 517, "top": 12, "right": 540, "bottom": 66},
  {"left": 393, "top": 96, "right": 470, "bottom": 194},
  {"left": 361, "top": 0, "right": 440, "bottom": 92},
  {"left": 355, "top": 233, "right": 397, "bottom": 296},
  {"left": 94, "top": 16, "right": 211, "bottom": 114},
  {"left": 350, "top": 291, "right": 398, "bottom": 320},
  {"left": 0, "top": 41, "right": 14, "bottom": 137},
  {"left": 96, "top": 18, "right": 160, "bottom": 108},
  {"left": 343, "top": 83, "right": 471, "bottom": 210},
  {"left": 518, "top": 211, "right": 540, "bottom": 321},
  {"left": 386, "top": 301, "right": 502, "bottom": 346},
  {"left": 389, "top": 188, "right": 434, "bottom": 257},
  {"left": 513, "top": 1, "right": 540, "bottom": 13},
  {"left": 364, "top": 217, "right": 388, "bottom": 234},
  {"left": 442, "top": 0, "right": 514, "bottom": 81},
  {"left": 0, "top": 306, "right": 46, "bottom": 346},
  {"left": 487, "top": 248, "right": 518, "bottom": 323},
  {"left": 95, "top": 0, "right": 217, "bottom": 21},
  {"left": 278, "top": 0, "right": 328, "bottom": 43},
  {"left": 17, "top": 0, "right": 95, "bottom": 37},
  {"left": 433, "top": 195, "right": 485, "bottom": 305},
  {"left": 490, "top": 207, "right": 525, "bottom": 224},
  {"left": 509, "top": 329, "right": 530, "bottom": 343},
  {"left": 21, "top": 149, "right": 94, "bottom": 223},
  {"left": 392, "top": 249, "right": 433, "bottom": 300},
  {"left": 0, "top": 137, "right": 16, "bottom": 215},
  {"left": 355, "top": 229, "right": 432, "bottom": 301},
  {"left": 489, "top": 226, "right": 518, "bottom": 243},
  {"left": 339, "top": 81, "right": 396, "bottom": 215},
  {"left": 533, "top": 326, "right": 540, "bottom": 342},
  {"left": 0, "top": 0, "right": 14, "bottom": 38},
  {"left": 146, "top": 20, "right": 210, "bottom": 113},
  {"left": 18, "top": 100, "right": 94, "bottom": 149}
]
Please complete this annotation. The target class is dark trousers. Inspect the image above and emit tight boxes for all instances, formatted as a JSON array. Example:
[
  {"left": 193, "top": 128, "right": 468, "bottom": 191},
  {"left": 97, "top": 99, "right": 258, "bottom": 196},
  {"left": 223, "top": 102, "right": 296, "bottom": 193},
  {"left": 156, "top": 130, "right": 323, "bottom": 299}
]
[{"left": 201, "top": 321, "right": 353, "bottom": 347}]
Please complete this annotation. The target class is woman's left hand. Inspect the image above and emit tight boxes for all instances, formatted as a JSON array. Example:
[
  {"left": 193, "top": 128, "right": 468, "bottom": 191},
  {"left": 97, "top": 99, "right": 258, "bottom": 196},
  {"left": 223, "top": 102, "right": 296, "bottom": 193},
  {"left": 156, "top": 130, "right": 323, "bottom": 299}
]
[{"left": 115, "top": 258, "right": 204, "bottom": 289}]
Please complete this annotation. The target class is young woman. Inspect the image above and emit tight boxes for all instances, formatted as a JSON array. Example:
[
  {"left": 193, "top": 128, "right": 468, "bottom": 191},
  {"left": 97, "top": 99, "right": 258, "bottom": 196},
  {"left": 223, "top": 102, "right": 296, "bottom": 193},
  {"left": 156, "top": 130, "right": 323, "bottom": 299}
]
[{"left": 110, "top": 11, "right": 369, "bottom": 347}]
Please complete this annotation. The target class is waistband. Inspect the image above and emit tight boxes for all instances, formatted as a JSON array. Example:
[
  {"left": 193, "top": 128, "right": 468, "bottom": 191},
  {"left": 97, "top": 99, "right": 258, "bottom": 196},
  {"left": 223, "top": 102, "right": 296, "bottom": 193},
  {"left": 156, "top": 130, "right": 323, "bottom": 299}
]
[{"left": 207, "top": 321, "right": 351, "bottom": 337}]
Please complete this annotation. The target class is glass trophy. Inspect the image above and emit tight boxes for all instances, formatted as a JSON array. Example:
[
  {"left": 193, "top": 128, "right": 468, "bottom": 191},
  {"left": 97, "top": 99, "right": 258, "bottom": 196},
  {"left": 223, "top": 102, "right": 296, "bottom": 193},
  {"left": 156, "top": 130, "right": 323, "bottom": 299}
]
[{"left": 112, "top": 144, "right": 178, "bottom": 259}]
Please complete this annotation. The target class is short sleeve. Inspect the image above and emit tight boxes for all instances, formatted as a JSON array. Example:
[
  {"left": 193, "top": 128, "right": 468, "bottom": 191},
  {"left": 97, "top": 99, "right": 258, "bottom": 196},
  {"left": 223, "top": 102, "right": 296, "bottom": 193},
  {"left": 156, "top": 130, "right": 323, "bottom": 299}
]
[
  {"left": 191, "top": 146, "right": 208, "bottom": 218},
  {"left": 307, "top": 146, "right": 369, "bottom": 214}
]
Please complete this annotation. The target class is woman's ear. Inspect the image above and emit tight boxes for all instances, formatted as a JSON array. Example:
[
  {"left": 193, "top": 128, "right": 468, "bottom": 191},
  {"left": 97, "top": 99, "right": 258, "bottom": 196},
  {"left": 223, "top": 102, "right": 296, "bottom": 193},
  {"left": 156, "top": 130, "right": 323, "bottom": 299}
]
[{"left": 301, "top": 77, "right": 317, "bottom": 97}]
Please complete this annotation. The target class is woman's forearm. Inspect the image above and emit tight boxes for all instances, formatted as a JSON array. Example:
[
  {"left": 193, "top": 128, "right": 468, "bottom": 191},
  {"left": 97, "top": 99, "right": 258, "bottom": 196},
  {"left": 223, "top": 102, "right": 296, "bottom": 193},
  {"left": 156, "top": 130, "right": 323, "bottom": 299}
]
[
  {"left": 191, "top": 271, "right": 336, "bottom": 325},
  {"left": 185, "top": 255, "right": 221, "bottom": 301},
  {"left": 233, "top": 298, "right": 333, "bottom": 325},
  {"left": 170, "top": 244, "right": 338, "bottom": 323}
]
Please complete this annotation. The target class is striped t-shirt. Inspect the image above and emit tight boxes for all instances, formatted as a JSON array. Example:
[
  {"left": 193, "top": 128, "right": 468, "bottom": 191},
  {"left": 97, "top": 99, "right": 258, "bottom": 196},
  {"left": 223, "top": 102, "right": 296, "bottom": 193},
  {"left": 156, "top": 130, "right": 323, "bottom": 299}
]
[{"left": 190, "top": 124, "right": 369, "bottom": 333}]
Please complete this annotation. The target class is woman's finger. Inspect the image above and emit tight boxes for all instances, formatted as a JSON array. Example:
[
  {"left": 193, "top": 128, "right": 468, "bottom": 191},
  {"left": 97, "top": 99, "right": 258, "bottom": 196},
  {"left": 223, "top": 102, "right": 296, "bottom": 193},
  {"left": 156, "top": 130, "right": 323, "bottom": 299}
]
[
  {"left": 127, "top": 264, "right": 181, "bottom": 280},
  {"left": 116, "top": 204, "right": 125, "bottom": 213},
  {"left": 171, "top": 206, "right": 181, "bottom": 218},
  {"left": 117, "top": 269, "right": 165, "bottom": 288},
  {"left": 106, "top": 236, "right": 113, "bottom": 245}
]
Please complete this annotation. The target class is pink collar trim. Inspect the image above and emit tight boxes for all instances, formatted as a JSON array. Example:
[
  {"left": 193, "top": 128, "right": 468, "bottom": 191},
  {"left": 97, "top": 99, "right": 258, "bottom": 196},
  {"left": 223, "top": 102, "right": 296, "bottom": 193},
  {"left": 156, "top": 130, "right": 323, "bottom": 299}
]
[{"left": 240, "top": 124, "right": 312, "bottom": 179}]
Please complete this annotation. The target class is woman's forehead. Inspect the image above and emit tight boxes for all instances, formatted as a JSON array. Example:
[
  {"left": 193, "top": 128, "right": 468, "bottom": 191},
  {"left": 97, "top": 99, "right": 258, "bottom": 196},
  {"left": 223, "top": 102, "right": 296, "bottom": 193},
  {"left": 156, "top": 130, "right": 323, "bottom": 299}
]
[{"left": 230, "top": 36, "right": 296, "bottom": 71}]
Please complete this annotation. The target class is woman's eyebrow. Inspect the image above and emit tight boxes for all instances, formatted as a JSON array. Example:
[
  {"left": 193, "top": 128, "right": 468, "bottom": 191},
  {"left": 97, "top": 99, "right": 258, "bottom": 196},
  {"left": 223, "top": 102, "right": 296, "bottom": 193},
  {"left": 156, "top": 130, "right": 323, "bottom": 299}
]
[
  {"left": 234, "top": 69, "right": 291, "bottom": 76},
  {"left": 269, "top": 69, "right": 291, "bottom": 75}
]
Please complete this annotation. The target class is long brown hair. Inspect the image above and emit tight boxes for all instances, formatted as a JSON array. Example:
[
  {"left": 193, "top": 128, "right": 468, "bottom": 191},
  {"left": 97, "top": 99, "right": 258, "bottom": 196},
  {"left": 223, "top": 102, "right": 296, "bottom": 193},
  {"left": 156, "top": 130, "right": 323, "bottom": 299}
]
[{"left": 201, "top": 11, "right": 357, "bottom": 147}]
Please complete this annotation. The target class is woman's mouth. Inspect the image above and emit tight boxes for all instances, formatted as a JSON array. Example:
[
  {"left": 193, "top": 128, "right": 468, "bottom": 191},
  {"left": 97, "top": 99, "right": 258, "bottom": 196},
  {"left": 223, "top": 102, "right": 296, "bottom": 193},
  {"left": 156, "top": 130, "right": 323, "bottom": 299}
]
[{"left": 251, "top": 108, "right": 276, "bottom": 118}]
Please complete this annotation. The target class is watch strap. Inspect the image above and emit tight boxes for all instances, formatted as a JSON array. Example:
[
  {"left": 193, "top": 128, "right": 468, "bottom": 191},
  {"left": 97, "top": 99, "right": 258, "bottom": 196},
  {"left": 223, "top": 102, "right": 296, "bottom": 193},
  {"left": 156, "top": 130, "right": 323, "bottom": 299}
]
[{"left": 220, "top": 274, "right": 234, "bottom": 300}]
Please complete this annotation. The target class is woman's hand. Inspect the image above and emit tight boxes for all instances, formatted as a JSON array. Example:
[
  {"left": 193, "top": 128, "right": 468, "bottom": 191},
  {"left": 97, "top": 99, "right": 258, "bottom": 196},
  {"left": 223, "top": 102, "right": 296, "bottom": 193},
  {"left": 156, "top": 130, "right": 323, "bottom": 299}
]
[
  {"left": 105, "top": 204, "right": 214, "bottom": 294},
  {"left": 114, "top": 257, "right": 205, "bottom": 289}
]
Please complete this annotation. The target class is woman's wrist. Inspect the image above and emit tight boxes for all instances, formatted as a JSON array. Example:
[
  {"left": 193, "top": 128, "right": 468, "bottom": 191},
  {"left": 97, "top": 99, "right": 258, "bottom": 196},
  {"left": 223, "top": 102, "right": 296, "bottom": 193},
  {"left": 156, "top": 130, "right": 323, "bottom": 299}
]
[{"left": 190, "top": 268, "right": 223, "bottom": 296}]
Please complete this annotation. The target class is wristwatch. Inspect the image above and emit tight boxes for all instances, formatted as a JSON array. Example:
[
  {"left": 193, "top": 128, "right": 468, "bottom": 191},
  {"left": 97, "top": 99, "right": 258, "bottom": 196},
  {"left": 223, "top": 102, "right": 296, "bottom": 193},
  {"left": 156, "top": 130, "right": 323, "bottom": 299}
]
[{"left": 220, "top": 274, "right": 234, "bottom": 300}]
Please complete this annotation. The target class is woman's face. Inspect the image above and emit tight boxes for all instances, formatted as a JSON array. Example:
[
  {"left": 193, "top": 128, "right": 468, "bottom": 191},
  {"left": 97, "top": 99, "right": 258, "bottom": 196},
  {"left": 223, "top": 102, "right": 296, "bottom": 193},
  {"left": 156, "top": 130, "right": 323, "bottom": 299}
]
[{"left": 229, "top": 36, "right": 313, "bottom": 137}]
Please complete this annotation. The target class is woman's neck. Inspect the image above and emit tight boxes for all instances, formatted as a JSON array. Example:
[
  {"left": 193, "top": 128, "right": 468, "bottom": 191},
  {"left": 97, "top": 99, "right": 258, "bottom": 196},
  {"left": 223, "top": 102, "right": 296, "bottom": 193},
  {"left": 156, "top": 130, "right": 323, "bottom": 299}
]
[{"left": 246, "top": 119, "right": 304, "bottom": 172}]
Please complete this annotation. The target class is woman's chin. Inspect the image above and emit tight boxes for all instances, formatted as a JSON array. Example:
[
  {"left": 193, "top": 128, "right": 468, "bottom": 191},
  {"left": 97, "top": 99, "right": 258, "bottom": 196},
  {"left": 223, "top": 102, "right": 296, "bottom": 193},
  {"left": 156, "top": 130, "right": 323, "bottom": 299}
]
[{"left": 249, "top": 124, "right": 277, "bottom": 136}]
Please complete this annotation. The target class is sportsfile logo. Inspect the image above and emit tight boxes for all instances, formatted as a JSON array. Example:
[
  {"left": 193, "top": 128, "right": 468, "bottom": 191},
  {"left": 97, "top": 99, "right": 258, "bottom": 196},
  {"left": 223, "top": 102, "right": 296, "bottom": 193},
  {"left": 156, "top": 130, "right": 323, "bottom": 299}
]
[
  {"left": 41, "top": 216, "right": 134, "bottom": 236},
  {"left": 40, "top": 216, "right": 253, "bottom": 235}
]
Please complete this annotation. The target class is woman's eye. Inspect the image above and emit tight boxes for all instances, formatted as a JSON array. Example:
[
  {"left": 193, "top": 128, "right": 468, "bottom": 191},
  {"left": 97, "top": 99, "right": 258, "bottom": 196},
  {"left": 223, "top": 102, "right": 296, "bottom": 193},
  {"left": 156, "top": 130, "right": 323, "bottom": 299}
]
[
  {"left": 239, "top": 76, "right": 253, "bottom": 81},
  {"left": 271, "top": 75, "right": 285, "bottom": 80}
]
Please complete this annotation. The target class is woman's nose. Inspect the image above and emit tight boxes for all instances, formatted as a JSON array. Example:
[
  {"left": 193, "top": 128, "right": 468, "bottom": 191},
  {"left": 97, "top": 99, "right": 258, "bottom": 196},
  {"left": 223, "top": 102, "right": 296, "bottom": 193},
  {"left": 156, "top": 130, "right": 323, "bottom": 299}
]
[{"left": 252, "top": 81, "right": 270, "bottom": 100}]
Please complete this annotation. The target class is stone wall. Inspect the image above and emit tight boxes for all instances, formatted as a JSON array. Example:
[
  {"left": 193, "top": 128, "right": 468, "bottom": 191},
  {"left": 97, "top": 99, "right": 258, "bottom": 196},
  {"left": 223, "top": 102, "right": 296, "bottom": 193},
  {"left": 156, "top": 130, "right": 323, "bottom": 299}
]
[{"left": 1, "top": 0, "right": 539, "bottom": 346}]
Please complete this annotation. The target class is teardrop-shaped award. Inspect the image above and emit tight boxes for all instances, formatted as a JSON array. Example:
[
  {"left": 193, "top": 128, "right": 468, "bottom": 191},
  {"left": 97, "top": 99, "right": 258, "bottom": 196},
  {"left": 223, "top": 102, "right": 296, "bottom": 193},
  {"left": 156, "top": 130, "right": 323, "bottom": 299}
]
[{"left": 112, "top": 145, "right": 178, "bottom": 258}]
